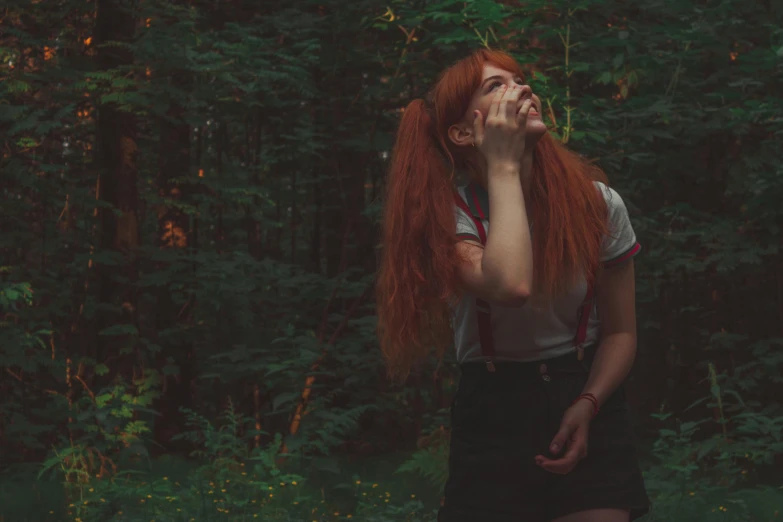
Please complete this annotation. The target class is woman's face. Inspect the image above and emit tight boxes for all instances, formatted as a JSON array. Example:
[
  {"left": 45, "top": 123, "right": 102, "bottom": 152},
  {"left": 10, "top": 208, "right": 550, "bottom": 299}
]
[{"left": 449, "top": 63, "right": 548, "bottom": 147}]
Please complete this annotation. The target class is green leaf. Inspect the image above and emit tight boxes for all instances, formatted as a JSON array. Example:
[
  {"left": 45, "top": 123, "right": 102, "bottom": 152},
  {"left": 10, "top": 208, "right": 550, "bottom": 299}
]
[
  {"left": 312, "top": 457, "right": 341, "bottom": 475},
  {"left": 15, "top": 137, "right": 38, "bottom": 148},
  {"left": 98, "top": 324, "right": 139, "bottom": 337},
  {"left": 595, "top": 71, "right": 612, "bottom": 84},
  {"left": 272, "top": 392, "right": 300, "bottom": 411},
  {"left": 5, "top": 80, "right": 31, "bottom": 93}
]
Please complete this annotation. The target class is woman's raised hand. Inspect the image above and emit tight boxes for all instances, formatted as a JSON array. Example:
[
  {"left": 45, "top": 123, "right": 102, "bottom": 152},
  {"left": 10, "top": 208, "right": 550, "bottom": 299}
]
[{"left": 472, "top": 84, "right": 534, "bottom": 170}]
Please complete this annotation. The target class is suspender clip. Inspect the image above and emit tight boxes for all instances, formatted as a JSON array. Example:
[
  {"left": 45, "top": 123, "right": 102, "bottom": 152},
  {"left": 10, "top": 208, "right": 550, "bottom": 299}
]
[
  {"left": 576, "top": 345, "right": 585, "bottom": 361},
  {"left": 485, "top": 360, "right": 496, "bottom": 372}
]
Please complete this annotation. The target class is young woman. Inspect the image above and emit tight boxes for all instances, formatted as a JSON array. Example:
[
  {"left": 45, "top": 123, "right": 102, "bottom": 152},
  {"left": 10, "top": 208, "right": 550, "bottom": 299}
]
[{"left": 376, "top": 49, "right": 650, "bottom": 522}]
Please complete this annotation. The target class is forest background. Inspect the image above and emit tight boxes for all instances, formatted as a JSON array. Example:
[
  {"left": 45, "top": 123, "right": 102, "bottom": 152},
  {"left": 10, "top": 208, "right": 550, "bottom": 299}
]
[{"left": 1, "top": 0, "right": 782, "bottom": 520}]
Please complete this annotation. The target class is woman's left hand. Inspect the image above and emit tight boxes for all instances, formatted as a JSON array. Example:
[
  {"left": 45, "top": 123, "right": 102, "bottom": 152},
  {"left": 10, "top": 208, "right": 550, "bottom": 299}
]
[{"left": 535, "top": 399, "right": 594, "bottom": 474}]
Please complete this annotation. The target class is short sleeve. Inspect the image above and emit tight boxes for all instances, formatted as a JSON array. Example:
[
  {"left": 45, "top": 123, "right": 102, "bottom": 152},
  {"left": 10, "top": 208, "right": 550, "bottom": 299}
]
[{"left": 598, "top": 183, "right": 641, "bottom": 268}]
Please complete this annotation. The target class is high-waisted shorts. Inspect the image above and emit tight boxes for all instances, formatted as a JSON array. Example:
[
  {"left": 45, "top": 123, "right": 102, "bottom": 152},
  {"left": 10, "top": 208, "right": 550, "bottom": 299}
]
[{"left": 438, "top": 345, "right": 650, "bottom": 521}]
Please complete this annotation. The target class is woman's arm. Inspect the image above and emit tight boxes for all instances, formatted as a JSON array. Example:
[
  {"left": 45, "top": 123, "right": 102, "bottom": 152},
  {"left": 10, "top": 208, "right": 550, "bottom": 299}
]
[
  {"left": 535, "top": 259, "right": 637, "bottom": 474},
  {"left": 456, "top": 164, "right": 534, "bottom": 307},
  {"left": 456, "top": 84, "right": 537, "bottom": 307},
  {"left": 581, "top": 259, "right": 638, "bottom": 406}
]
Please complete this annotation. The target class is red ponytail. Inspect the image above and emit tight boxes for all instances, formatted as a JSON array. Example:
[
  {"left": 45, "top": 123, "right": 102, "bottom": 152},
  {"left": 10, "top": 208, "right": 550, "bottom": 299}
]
[{"left": 376, "top": 99, "right": 462, "bottom": 382}]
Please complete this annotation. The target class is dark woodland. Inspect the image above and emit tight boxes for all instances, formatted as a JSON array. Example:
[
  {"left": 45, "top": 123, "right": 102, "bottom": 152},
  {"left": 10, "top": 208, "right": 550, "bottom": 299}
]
[{"left": 1, "top": 0, "right": 782, "bottom": 520}]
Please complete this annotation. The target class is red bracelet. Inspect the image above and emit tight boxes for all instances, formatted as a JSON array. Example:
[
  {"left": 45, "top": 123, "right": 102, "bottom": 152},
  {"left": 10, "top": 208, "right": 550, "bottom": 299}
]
[{"left": 571, "top": 393, "right": 599, "bottom": 418}]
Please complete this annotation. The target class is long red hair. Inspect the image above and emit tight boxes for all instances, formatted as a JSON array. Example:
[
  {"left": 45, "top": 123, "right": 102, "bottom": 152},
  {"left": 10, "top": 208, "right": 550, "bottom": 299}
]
[{"left": 376, "top": 49, "right": 608, "bottom": 381}]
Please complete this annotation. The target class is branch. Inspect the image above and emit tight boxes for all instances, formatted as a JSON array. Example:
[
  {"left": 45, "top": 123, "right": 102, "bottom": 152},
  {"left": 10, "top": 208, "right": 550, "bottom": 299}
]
[
  {"left": 281, "top": 285, "right": 370, "bottom": 457},
  {"left": 74, "top": 375, "right": 96, "bottom": 402}
]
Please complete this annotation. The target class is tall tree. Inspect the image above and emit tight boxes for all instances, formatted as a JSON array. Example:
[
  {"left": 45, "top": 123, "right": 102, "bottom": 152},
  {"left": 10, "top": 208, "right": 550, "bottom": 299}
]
[{"left": 93, "top": 0, "right": 140, "bottom": 386}]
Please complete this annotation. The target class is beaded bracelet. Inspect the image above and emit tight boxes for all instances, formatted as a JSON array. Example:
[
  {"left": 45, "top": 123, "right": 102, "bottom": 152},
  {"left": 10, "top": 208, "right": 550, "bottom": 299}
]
[{"left": 571, "top": 392, "right": 600, "bottom": 418}]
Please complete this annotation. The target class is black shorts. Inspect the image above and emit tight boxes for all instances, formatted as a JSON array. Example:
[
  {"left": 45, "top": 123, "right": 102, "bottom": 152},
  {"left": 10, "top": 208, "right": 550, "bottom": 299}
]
[{"left": 438, "top": 346, "right": 650, "bottom": 521}]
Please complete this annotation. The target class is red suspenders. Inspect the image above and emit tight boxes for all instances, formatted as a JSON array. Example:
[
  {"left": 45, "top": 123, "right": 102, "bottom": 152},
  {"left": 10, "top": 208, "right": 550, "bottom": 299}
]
[{"left": 454, "top": 191, "right": 595, "bottom": 369}]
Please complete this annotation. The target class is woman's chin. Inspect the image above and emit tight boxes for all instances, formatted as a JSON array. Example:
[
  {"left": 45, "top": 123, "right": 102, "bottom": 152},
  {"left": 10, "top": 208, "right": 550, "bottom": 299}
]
[{"left": 526, "top": 118, "right": 548, "bottom": 137}]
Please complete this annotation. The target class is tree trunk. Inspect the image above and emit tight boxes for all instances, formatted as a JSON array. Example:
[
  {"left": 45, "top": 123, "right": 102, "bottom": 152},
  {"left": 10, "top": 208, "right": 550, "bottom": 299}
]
[
  {"left": 152, "top": 97, "right": 194, "bottom": 453},
  {"left": 309, "top": 177, "right": 322, "bottom": 273},
  {"left": 93, "top": 0, "right": 140, "bottom": 387},
  {"left": 324, "top": 149, "right": 366, "bottom": 277},
  {"left": 246, "top": 109, "right": 264, "bottom": 260}
]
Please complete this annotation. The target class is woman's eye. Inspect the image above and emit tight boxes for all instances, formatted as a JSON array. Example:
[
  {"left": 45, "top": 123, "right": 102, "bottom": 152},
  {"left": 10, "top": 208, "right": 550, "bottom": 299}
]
[{"left": 489, "top": 79, "right": 523, "bottom": 92}]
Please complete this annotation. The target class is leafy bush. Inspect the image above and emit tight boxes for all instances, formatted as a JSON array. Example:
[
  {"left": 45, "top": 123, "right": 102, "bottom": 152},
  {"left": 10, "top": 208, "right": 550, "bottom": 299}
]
[{"left": 35, "top": 403, "right": 436, "bottom": 522}]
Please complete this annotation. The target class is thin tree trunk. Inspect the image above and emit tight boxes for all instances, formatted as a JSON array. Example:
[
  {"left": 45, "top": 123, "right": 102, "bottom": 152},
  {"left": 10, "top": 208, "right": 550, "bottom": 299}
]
[
  {"left": 273, "top": 181, "right": 283, "bottom": 260},
  {"left": 193, "top": 125, "right": 203, "bottom": 254},
  {"left": 246, "top": 109, "right": 264, "bottom": 259},
  {"left": 291, "top": 166, "right": 297, "bottom": 263},
  {"left": 215, "top": 122, "right": 225, "bottom": 252},
  {"left": 152, "top": 95, "right": 194, "bottom": 453},
  {"left": 309, "top": 179, "right": 322, "bottom": 273},
  {"left": 93, "top": 0, "right": 139, "bottom": 387}
]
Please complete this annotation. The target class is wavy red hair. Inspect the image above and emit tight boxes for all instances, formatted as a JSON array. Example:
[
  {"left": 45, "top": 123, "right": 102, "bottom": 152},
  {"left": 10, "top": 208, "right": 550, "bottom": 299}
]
[{"left": 376, "top": 49, "right": 608, "bottom": 381}]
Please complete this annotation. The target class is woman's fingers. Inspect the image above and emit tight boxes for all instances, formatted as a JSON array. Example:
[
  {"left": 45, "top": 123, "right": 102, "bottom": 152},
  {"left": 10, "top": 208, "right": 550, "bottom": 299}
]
[
  {"left": 489, "top": 84, "right": 507, "bottom": 119},
  {"left": 477, "top": 83, "right": 532, "bottom": 163},
  {"left": 535, "top": 446, "right": 580, "bottom": 474},
  {"left": 487, "top": 84, "right": 527, "bottom": 126},
  {"left": 496, "top": 87, "right": 509, "bottom": 121},
  {"left": 547, "top": 423, "right": 571, "bottom": 455},
  {"left": 516, "top": 98, "right": 533, "bottom": 127},
  {"left": 505, "top": 85, "right": 522, "bottom": 121},
  {"left": 534, "top": 424, "right": 588, "bottom": 475},
  {"left": 541, "top": 442, "right": 582, "bottom": 474},
  {"left": 497, "top": 84, "right": 520, "bottom": 123}
]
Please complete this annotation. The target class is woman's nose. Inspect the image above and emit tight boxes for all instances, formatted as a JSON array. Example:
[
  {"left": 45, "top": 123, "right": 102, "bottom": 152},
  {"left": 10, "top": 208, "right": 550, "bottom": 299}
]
[
  {"left": 517, "top": 84, "right": 533, "bottom": 99},
  {"left": 516, "top": 85, "right": 533, "bottom": 108}
]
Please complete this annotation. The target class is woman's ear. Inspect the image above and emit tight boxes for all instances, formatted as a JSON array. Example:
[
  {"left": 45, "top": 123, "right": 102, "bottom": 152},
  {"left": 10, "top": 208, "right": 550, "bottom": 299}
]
[{"left": 447, "top": 123, "right": 473, "bottom": 148}]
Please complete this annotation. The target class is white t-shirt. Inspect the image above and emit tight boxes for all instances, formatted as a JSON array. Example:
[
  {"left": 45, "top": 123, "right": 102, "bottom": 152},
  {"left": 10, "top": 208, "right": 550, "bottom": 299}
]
[{"left": 452, "top": 181, "right": 641, "bottom": 363}]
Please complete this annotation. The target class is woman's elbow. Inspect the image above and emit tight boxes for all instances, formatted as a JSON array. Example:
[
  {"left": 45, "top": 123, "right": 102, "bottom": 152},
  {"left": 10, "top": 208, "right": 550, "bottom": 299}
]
[{"left": 493, "top": 285, "right": 531, "bottom": 307}]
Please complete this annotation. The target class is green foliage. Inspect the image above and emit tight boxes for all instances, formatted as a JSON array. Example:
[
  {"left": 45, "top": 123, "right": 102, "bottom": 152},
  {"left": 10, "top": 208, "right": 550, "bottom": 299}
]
[
  {"left": 395, "top": 442, "right": 449, "bottom": 490},
  {"left": 28, "top": 404, "right": 435, "bottom": 522},
  {"left": 1, "top": 0, "right": 782, "bottom": 519},
  {"left": 642, "top": 358, "right": 783, "bottom": 521}
]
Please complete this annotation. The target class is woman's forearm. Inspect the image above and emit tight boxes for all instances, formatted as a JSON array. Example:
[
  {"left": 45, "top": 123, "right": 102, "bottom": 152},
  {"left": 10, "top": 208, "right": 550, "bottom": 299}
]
[
  {"left": 582, "top": 333, "right": 637, "bottom": 407},
  {"left": 481, "top": 161, "right": 534, "bottom": 300}
]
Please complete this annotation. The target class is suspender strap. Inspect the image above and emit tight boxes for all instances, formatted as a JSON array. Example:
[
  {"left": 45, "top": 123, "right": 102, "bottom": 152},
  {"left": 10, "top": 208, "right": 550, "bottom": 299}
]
[
  {"left": 454, "top": 192, "right": 495, "bottom": 367},
  {"left": 455, "top": 190, "right": 595, "bottom": 367},
  {"left": 453, "top": 193, "right": 486, "bottom": 244}
]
